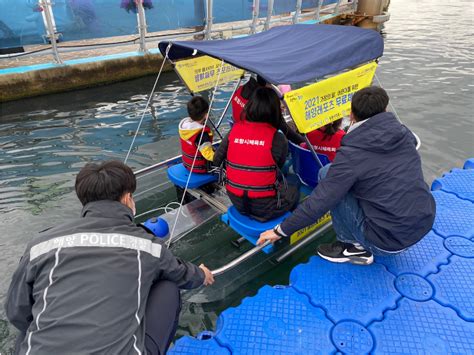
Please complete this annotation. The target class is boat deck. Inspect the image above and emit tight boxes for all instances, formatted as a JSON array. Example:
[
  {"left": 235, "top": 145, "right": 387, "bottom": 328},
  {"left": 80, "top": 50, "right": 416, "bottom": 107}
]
[{"left": 170, "top": 158, "right": 474, "bottom": 354}]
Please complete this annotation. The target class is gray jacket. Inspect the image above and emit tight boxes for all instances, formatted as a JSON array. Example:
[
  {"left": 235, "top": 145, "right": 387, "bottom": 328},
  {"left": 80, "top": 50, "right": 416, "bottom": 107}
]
[{"left": 5, "top": 200, "right": 204, "bottom": 355}]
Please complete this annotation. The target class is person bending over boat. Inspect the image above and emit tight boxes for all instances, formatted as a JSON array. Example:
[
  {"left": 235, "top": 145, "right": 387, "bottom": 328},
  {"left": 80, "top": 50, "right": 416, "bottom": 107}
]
[
  {"left": 214, "top": 87, "right": 300, "bottom": 222},
  {"left": 258, "top": 86, "right": 435, "bottom": 265},
  {"left": 179, "top": 96, "right": 214, "bottom": 173},
  {"left": 5, "top": 161, "right": 214, "bottom": 355},
  {"left": 301, "top": 119, "right": 346, "bottom": 161},
  {"left": 230, "top": 75, "right": 304, "bottom": 145}
]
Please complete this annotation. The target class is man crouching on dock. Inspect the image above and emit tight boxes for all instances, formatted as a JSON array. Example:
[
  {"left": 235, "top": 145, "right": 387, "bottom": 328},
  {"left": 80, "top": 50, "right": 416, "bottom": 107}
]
[
  {"left": 258, "top": 86, "right": 435, "bottom": 265},
  {"left": 5, "top": 160, "right": 214, "bottom": 355}
]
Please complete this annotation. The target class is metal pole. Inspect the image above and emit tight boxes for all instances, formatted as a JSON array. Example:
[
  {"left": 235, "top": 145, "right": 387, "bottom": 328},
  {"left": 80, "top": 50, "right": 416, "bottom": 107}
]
[
  {"left": 250, "top": 0, "right": 260, "bottom": 34},
  {"left": 304, "top": 134, "right": 324, "bottom": 168},
  {"left": 40, "top": 0, "right": 62, "bottom": 64},
  {"left": 136, "top": 0, "right": 148, "bottom": 52},
  {"left": 293, "top": 0, "right": 302, "bottom": 24},
  {"left": 211, "top": 241, "right": 271, "bottom": 276},
  {"left": 316, "top": 0, "right": 324, "bottom": 22},
  {"left": 205, "top": 0, "right": 213, "bottom": 40},
  {"left": 216, "top": 75, "right": 243, "bottom": 128},
  {"left": 264, "top": 0, "right": 274, "bottom": 30}
]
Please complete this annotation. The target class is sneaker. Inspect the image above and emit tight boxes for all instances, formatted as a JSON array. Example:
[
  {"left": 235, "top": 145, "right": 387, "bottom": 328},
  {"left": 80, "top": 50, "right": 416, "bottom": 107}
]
[{"left": 317, "top": 241, "right": 374, "bottom": 265}]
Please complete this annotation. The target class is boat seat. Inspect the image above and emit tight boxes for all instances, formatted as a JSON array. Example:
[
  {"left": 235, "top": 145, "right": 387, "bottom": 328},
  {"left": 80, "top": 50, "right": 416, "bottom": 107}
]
[
  {"left": 289, "top": 141, "right": 330, "bottom": 188},
  {"left": 167, "top": 163, "right": 217, "bottom": 189},
  {"left": 221, "top": 206, "right": 291, "bottom": 254}
]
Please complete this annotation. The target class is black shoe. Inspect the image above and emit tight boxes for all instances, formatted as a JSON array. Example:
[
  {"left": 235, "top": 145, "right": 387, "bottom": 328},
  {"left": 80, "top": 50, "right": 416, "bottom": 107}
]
[{"left": 317, "top": 241, "right": 374, "bottom": 265}]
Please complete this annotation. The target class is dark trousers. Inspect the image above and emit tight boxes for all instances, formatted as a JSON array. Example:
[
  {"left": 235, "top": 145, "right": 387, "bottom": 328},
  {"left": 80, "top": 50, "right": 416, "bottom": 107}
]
[{"left": 145, "top": 280, "right": 182, "bottom": 355}]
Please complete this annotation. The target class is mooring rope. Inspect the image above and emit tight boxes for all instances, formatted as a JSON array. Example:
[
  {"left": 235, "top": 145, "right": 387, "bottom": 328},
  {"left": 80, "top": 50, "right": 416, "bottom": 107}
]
[
  {"left": 374, "top": 73, "right": 402, "bottom": 123},
  {"left": 167, "top": 59, "right": 225, "bottom": 248},
  {"left": 124, "top": 43, "right": 172, "bottom": 164}
]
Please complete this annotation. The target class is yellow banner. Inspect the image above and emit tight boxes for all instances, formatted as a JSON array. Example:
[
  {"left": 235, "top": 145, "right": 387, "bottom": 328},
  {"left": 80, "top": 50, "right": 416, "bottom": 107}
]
[
  {"left": 290, "top": 212, "right": 331, "bottom": 245},
  {"left": 174, "top": 56, "right": 245, "bottom": 93},
  {"left": 284, "top": 62, "right": 378, "bottom": 134}
]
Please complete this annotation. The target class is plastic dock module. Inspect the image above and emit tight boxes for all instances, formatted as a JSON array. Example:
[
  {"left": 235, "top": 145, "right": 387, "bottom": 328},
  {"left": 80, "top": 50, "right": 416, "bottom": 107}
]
[
  {"left": 173, "top": 158, "right": 474, "bottom": 355},
  {"left": 169, "top": 334, "right": 230, "bottom": 354},
  {"left": 431, "top": 190, "right": 474, "bottom": 239},
  {"left": 431, "top": 168, "right": 474, "bottom": 202},
  {"left": 221, "top": 206, "right": 290, "bottom": 254},
  {"left": 216, "top": 286, "right": 336, "bottom": 354},
  {"left": 167, "top": 163, "right": 217, "bottom": 189},
  {"left": 290, "top": 257, "right": 399, "bottom": 324}
]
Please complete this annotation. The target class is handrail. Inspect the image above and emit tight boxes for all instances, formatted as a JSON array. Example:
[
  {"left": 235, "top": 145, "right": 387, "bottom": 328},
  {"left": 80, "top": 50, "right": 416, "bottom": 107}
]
[{"left": 211, "top": 241, "right": 271, "bottom": 276}]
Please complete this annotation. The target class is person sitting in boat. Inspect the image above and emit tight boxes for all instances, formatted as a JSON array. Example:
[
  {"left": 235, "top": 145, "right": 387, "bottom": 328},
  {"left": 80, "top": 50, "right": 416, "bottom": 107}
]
[
  {"left": 231, "top": 75, "right": 304, "bottom": 145},
  {"left": 179, "top": 96, "right": 214, "bottom": 173},
  {"left": 301, "top": 119, "right": 346, "bottom": 161},
  {"left": 258, "top": 86, "right": 435, "bottom": 265},
  {"left": 214, "top": 87, "right": 300, "bottom": 222},
  {"left": 5, "top": 160, "right": 214, "bottom": 355}
]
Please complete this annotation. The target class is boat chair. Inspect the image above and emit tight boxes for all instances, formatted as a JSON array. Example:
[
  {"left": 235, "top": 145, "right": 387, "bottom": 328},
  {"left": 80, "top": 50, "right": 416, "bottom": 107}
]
[
  {"left": 221, "top": 206, "right": 291, "bottom": 254},
  {"left": 289, "top": 141, "right": 330, "bottom": 193},
  {"left": 167, "top": 163, "right": 217, "bottom": 189}
]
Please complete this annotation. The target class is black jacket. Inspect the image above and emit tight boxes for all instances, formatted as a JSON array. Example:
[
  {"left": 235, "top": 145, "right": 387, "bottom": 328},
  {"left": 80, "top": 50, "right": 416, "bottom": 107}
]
[
  {"left": 5, "top": 200, "right": 204, "bottom": 355},
  {"left": 280, "top": 112, "right": 435, "bottom": 251}
]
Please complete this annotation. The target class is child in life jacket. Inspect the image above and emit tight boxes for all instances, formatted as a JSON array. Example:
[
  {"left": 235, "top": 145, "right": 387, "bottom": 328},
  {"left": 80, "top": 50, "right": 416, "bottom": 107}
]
[
  {"left": 302, "top": 119, "right": 345, "bottom": 161},
  {"left": 214, "top": 87, "right": 300, "bottom": 222},
  {"left": 179, "top": 96, "right": 215, "bottom": 173}
]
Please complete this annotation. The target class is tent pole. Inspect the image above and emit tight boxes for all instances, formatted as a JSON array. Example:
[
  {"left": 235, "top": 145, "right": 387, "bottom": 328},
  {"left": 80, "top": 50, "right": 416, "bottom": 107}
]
[
  {"left": 303, "top": 134, "right": 324, "bottom": 168},
  {"left": 216, "top": 75, "right": 244, "bottom": 128}
]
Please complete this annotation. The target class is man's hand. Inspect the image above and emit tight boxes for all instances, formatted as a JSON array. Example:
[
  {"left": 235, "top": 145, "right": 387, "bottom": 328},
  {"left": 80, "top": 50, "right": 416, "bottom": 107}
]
[
  {"left": 257, "top": 229, "right": 282, "bottom": 245},
  {"left": 199, "top": 264, "right": 215, "bottom": 286}
]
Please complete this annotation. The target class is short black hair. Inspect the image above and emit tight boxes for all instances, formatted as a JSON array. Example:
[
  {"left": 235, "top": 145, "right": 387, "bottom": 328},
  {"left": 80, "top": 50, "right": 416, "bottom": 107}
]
[
  {"left": 351, "top": 86, "right": 389, "bottom": 121},
  {"left": 75, "top": 161, "right": 136, "bottom": 206},
  {"left": 244, "top": 87, "right": 282, "bottom": 129},
  {"left": 187, "top": 96, "right": 209, "bottom": 121}
]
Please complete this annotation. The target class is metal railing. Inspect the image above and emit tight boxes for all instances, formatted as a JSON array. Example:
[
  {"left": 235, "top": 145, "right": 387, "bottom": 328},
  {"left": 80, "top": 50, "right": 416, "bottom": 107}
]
[{"left": 0, "top": 0, "right": 357, "bottom": 65}]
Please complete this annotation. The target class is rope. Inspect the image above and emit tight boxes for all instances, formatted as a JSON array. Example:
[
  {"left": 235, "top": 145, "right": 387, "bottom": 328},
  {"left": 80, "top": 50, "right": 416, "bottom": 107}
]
[
  {"left": 124, "top": 43, "right": 172, "bottom": 164},
  {"left": 374, "top": 73, "right": 402, "bottom": 123},
  {"left": 167, "top": 59, "right": 226, "bottom": 248}
]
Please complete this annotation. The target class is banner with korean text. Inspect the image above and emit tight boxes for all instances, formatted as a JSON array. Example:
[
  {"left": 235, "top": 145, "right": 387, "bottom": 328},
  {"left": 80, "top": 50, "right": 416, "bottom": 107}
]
[
  {"left": 284, "top": 62, "right": 378, "bottom": 134},
  {"left": 174, "top": 55, "right": 245, "bottom": 93}
]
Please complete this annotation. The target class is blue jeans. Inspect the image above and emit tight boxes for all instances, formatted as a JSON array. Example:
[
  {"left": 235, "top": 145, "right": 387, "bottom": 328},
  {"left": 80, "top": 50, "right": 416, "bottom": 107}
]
[{"left": 318, "top": 164, "right": 398, "bottom": 256}]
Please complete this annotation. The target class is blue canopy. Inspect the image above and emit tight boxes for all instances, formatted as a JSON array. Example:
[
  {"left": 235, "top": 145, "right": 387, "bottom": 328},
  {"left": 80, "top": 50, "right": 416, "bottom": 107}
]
[{"left": 158, "top": 24, "right": 383, "bottom": 85}]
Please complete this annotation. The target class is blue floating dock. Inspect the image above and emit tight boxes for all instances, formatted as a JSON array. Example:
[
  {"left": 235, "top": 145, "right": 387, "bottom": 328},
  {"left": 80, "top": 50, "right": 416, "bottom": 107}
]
[{"left": 170, "top": 158, "right": 474, "bottom": 354}]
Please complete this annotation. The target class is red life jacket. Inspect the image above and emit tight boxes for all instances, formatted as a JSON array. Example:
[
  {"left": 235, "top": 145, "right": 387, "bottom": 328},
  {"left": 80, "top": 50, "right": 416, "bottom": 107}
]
[
  {"left": 226, "top": 121, "right": 277, "bottom": 198},
  {"left": 231, "top": 86, "right": 248, "bottom": 123},
  {"left": 180, "top": 126, "right": 213, "bottom": 173},
  {"left": 306, "top": 128, "right": 345, "bottom": 161}
]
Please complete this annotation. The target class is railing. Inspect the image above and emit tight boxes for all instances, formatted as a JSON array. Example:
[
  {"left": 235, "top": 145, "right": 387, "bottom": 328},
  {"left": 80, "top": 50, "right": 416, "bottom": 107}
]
[{"left": 0, "top": 0, "right": 357, "bottom": 64}]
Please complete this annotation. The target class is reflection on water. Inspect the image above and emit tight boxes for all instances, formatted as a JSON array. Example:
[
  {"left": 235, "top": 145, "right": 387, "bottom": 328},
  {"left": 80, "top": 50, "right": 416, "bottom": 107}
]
[{"left": 0, "top": 0, "right": 473, "bottom": 351}]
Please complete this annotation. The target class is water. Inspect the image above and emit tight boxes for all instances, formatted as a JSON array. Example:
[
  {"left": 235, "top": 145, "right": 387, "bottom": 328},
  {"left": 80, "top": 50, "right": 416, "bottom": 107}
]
[{"left": 1, "top": 0, "right": 473, "bottom": 351}]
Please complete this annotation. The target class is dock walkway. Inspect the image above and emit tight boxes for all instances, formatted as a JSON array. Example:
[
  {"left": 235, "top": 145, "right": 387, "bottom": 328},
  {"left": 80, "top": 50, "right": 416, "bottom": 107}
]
[{"left": 170, "top": 158, "right": 474, "bottom": 354}]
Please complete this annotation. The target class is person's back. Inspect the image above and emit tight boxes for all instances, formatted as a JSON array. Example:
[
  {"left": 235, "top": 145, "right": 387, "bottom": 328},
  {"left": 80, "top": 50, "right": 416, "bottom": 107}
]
[
  {"left": 305, "top": 120, "right": 345, "bottom": 161},
  {"left": 214, "top": 87, "right": 299, "bottom": 222},
  {"left": 5, "top": 161, "right": 213, "bottom": 354}
]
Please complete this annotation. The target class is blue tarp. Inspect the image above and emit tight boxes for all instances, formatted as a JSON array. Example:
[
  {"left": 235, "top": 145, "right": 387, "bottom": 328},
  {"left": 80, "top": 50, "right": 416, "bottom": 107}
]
[{"left": 158, "top": 25, "right": 384, "bottom": 85}]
